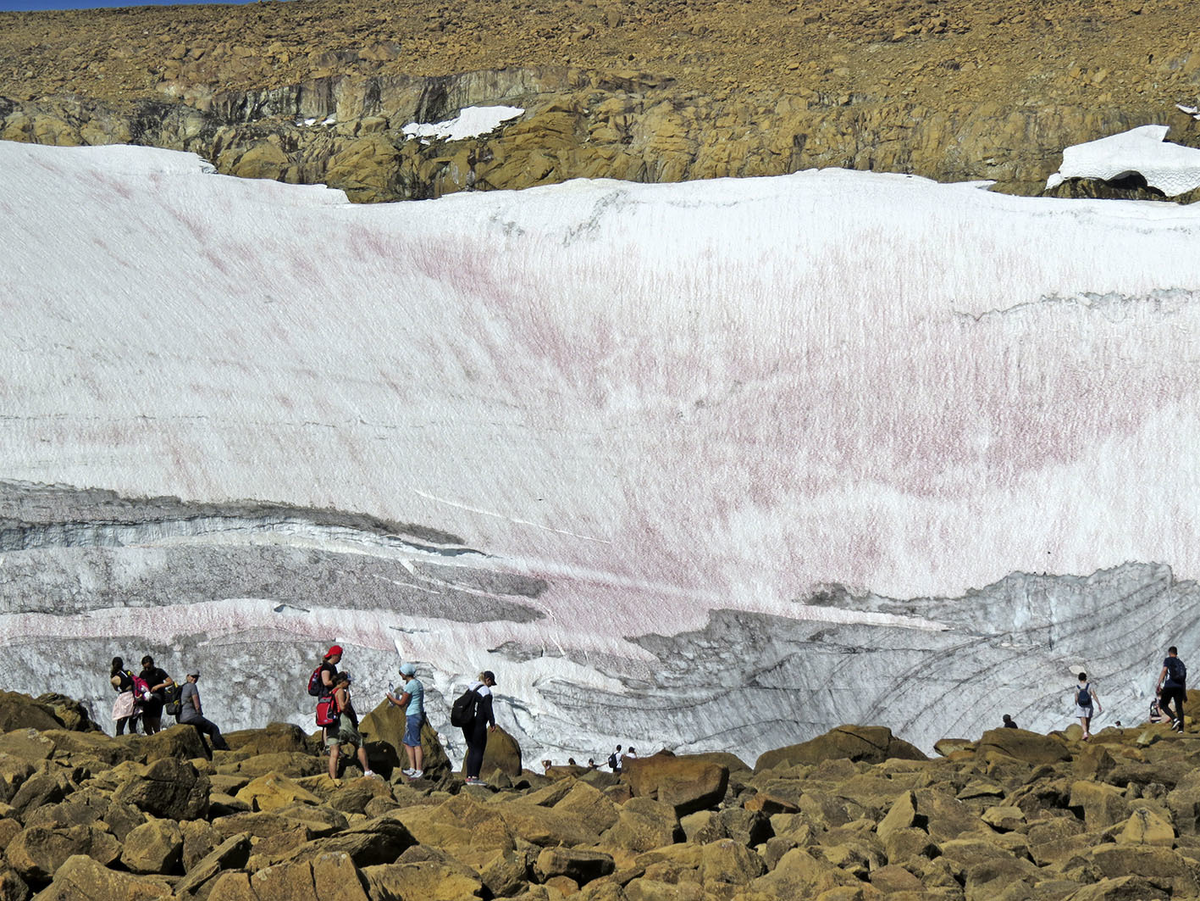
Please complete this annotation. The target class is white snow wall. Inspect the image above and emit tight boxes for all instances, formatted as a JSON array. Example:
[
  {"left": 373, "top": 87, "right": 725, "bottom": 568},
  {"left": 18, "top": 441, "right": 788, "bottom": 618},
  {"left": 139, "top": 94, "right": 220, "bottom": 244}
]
[{"left": 3, "top": 141, "right": 1200, "bottom": 760}]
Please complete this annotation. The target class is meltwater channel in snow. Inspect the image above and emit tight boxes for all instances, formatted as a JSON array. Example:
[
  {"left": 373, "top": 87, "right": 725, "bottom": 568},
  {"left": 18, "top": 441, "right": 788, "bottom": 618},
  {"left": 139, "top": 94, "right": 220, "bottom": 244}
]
[{"left": 4, "top": 140, "right": 1200, "bottom": 763}]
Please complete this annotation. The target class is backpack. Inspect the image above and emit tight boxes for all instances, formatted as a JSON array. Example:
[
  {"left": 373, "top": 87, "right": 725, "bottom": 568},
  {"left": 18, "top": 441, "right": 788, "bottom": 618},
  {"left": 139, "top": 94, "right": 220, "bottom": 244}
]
[
  {"left": 307, "top": 665, "right": 329, "bottom": 698},
  {"left": 316, "top": 690, "right": 341, "bottom": 727},
  {"left": 128, "top": 672, "right": 151, "bottom": 701},
  {"left": 607, "top": 752, "right": 619, "bottom": 771},
  {"left": 162, "top": 683, "right": 182, "bottom": 718},
  {"left": 449, "top": 687, "right": 478, "bottom": 727},
  {"left": 1077, "top": 683, "right": 1092, "bottom": 707},
  {"left": 1167, "top": 657, "right": 1187, "bottom": 686}
]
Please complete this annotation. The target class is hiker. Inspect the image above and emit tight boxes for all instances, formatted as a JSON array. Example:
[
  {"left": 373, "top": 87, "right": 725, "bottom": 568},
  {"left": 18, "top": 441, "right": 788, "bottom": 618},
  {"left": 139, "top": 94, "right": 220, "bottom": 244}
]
[
  {"left": 1150, "top": 690, "right": 1173, "bottom": 724},
  {"left": 179, "top": 672, "right": 230, "bottom": 758},
  {"left": 385, "top": 662, "right": 425, "bottom": 779},
  {"left": 607, "top": 744, "right": 623, "bottom": 772},
  {"left": 1074, "top": 672, "right": 1102, "bottom": 740},
  {"left": 110, "top": 656, "right": 143, "bottom": 736},
  {"left": 326, "top": 673, "right": 376, "bottom": 781},
  {"left": 460, "top": 670, "right": 497, "bottom": 786},
  {"left": 1156, "top": 646, "right": 1188, "bottom": 732},
  {"left": 311, "top": 645, "right": 343, "bottom": 742},
  {"left": 139, "top": 655, "right": 175, "bottom": 735},
  {"left": 1002, "top": 714, "right": 1018, "bottom": 729}
]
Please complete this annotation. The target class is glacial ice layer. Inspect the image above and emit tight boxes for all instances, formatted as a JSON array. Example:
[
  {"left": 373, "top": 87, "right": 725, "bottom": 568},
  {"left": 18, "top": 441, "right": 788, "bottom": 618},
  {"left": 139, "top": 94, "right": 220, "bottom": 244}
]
[{"left": 3, "top": 141, "right": 1200, "bottom": 761}]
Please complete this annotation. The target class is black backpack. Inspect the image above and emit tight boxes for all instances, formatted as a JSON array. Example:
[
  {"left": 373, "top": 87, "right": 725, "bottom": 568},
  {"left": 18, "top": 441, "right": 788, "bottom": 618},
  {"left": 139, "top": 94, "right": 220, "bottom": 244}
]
[
  {"left": 450, "top": 687, "right": 478, "bottom": 727},
  {"left": 1077, "top": 683, "right": 1092, "bottom": 706},
  {"left": 1167, "top": 657, "right": 1187, "bottom": 686},
  {"left": 162, "top": 683, "right": 182, "bottom": 718}
]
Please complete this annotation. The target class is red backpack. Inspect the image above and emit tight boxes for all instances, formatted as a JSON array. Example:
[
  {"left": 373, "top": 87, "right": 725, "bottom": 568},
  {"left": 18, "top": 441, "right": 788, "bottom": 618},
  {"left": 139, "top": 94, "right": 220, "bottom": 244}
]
[{"left": 315, "top": 689, "right": 341, "bottom": 727}]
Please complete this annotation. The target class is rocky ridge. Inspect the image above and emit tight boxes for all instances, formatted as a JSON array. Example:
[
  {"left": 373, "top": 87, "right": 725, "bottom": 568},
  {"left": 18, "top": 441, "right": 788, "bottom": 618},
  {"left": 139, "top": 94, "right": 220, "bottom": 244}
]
[
  {"left": 6, "top": 687, "right": 1200, "bottom": 900},
  {"left": 2, "top": 0, "right": 1200, "bottom": 200}
]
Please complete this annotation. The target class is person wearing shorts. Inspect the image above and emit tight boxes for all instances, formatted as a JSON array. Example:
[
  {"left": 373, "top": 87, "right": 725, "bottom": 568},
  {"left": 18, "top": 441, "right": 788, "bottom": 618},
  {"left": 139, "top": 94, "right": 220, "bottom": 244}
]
[
  {"left": 386, "top": 662, "right": 425, "bottom": 778},
  {"left": 1074, "top": 671, "right": 1102, "bottom": 740},
  {"left": 326, "top": 672, "right": 375, "bottom": 781}
]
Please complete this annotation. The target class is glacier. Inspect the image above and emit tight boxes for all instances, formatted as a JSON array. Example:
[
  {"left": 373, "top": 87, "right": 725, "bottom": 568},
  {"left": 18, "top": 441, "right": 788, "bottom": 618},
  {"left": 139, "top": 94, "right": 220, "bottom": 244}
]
[{"left": 3, "top": 140, "right": 1200, "bottom": 763}]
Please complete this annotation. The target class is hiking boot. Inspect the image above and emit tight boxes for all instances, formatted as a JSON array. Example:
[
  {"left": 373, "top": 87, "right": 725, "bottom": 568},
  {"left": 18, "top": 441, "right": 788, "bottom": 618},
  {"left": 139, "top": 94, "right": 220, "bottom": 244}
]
[{"left": 409, "top": 769, "right": 423, "bottom": 779}]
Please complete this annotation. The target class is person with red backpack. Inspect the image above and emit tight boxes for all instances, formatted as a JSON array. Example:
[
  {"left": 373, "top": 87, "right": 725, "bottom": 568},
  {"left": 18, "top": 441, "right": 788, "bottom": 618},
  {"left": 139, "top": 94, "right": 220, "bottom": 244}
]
[
  {"left": 326, "top": 672, "right": 376, "bottom": 781},
  {"left": 308, "top": 645, "right": 343, "bottom": 742}
]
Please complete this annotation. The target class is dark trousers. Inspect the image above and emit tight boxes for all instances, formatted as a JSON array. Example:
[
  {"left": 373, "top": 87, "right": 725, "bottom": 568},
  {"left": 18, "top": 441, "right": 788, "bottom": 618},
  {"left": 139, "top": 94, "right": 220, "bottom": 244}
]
[
  {"left": 186, "top": 716, "right": 230, "bottom": 757},
  {"left": 462, "top": 719, "right": 489, "bottom": 778},
  {"left": 1162, "top": 686, "right": 1187, "bottom": 723}
]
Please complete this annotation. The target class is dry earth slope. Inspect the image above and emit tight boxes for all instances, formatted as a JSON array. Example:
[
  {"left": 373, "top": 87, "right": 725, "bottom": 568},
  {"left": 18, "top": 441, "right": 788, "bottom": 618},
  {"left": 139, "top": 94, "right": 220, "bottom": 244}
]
[{"left": 2, "top": 0, "right": 1200, "bottom": 200}]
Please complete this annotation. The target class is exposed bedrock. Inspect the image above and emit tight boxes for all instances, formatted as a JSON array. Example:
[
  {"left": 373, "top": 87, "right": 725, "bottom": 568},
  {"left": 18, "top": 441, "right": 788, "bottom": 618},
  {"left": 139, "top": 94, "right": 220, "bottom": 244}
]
[
  {"left": 4, "top": 69, "right": 1200, "bottom": 202},
  {"left": 0, "top": 482, "right": 1191, "bottom": 763}
]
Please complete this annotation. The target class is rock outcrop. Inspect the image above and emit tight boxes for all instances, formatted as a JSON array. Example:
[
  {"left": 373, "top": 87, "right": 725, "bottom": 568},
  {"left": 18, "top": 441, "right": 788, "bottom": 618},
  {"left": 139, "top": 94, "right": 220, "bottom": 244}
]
[
  {"left": 6, "top": 687, "right": 1200, "bottom": 898},
  {"left": 2, "top": 0, "right": 1200, "bottom": 200}
]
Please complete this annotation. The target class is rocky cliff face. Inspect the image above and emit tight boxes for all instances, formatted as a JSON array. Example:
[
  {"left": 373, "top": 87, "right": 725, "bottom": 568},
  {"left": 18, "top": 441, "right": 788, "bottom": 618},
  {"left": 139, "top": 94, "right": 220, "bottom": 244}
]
[{"left": 2, "top": 0, "right": 1200, "bottom": 200}]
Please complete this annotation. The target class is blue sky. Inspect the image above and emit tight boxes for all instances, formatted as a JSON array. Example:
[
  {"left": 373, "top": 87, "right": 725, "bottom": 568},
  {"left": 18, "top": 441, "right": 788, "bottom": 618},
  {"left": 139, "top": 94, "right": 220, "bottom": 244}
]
[{"left": 2, "top": 0, "right": 256, "bottom": 10}]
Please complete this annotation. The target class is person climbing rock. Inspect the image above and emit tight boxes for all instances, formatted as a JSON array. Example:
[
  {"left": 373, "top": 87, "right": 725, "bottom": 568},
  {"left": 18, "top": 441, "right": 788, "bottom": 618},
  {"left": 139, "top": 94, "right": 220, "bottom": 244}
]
[{"left": 461, "top": 670, "right": 497, "bottom": 786}]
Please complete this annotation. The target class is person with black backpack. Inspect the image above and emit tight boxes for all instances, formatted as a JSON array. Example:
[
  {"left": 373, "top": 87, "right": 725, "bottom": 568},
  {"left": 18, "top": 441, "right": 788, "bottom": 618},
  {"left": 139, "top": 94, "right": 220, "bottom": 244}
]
[
  {"left": 139, "top": 655, "right": 175, "bottom": 735},
  {"left": 1074, "top": 672, "right": 1102, "bottom": 740},
  {"left": 455, "top": 671, "right": 497, "bottom": 786},
  {"left": 1157, "top": 646, "right": 1188, "bottom": 732}
]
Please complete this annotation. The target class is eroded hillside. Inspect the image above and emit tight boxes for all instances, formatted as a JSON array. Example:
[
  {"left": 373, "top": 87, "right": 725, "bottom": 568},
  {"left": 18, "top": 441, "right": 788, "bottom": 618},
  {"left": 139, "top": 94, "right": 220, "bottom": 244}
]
[{"left": 1, "top": 0, "right": 1199, "bottom": 198}]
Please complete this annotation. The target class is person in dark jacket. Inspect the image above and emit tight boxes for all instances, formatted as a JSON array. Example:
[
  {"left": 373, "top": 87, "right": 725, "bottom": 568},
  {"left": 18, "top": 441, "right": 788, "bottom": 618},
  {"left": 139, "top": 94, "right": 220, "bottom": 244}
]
[
  {"left": 139, "top": 655, "right": 175, "bottom": 735},
  {"left": 1002, "top": 714, "right": 1018, "bottom": 729},
  {"left": 462, "top": 671, "right": 498, "bottom": 786}
]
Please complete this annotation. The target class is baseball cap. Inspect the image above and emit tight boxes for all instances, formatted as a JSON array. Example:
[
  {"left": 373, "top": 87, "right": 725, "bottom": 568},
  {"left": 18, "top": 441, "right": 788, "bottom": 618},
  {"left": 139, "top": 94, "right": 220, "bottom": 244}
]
[
  {"left": 482, "top": 670, "right": 497, "bottom": 685},
  {"left": 187, "top": 671, "right": 200, "bottom": 678},
  {"left": 324, "top": 645, "right": 343, "bottom": 659},
  {"left": 399, "top": 663, "right": 416, "bottom": 676}
]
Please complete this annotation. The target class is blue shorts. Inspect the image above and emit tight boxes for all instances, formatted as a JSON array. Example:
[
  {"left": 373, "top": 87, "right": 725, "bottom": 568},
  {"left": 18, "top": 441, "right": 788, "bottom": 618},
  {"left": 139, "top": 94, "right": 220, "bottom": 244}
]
[{"left": 404, "top": 714, "right": 423, "bottom": 747}]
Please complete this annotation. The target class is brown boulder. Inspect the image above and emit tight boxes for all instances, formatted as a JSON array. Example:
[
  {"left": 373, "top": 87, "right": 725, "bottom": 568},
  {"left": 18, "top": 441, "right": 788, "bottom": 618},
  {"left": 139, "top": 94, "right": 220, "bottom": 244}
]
[
  {"left": 976, "top": 729, "right": 1070, "bottom": 766},
  {"left": 363, "top": 855, "right": 485, "bottom": 901},
  {"left": 0, "top": 692, "right": 66, "bottom": 734},
  {"left": 599, "top": 797, "right": 683, "bottom": 854},
  {"left": 9, "top": 770, "right": 76, "bottom": 816},
  {"left": 285, "top": 816, "right": 418, "bottom": 867},
  {"left": 172, "top": 832, "right": 253, "bottom": 897},
  {"left": 4, "top": 823, "right": 121, "bottom": 884},
  {"left": 208, "top": 851, "right": 370, "bottom": 901},
  {"left": 699, "top": 838, "right": 766, "bottom": 884},
  {"left": 26, "top": 854, "right": 170, "bottom": 900},
  {"left": 754, "top": 726, "right": 926, "bottom": 772},
  {"left": 749, "top": 846, "right": 864, "bottom": 898},
  {"left": 553, "top": 781, "right": 620, "bottom": 834},
  {"left": 221, "top": 752, "right": 325, "bottom": 780},
  {"left": 223, "top": 722, "right": 314, "bottom": 756},
  {"left": 120, "top": 818, "right": 184, "bottom": 874},
  {"left": 0, "top": 865, "right": 29, "bottom": 901},
  {"left": 234, "top": 773, "right": 323, "bottom": 812},
  {"left": 1069, "top": 781, "right": 1129, "bottom": 831},
  {"left": 477, "top": 726, "right": 523, "bottom": 779},
  {"left": 112, "top": 757, "right": 210, "bottom": 820},
  {"left": 33, "top": 694, "right": 99, "bottom": 733},
  {"left": 135, "top": 724, "right": 210, "bottom": 763},
  {"left": 622, "top": 754, "right": 728, "bottom": 817},
  {"left": 534, "top": 847, "right": 615, "bottom": 885}
]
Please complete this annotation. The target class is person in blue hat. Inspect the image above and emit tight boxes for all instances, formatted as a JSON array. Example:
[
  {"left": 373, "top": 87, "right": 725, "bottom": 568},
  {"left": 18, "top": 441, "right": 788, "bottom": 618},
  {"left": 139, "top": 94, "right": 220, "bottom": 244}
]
[{"left": 386, "top": 663, "right": 425, "bottom": 778}]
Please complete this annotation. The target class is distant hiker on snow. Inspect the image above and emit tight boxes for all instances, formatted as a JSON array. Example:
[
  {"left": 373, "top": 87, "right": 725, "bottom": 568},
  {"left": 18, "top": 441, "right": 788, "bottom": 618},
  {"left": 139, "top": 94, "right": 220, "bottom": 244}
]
[
  {"left": 1157, "top": 646, "right": 1187, "bottom": 732},
  {"left": 1002, "top": 714, "right": 1018, "bottom": 729},
  {"left": 326, "top": 672, "right": 376, "bottom": 781},
  {"left": 179, "top": 671, "right": 230, "bottom": 758},
  {"left": 138, "top": 655, "right": 175, "bottom": 735},
  {"left": 386, "top": 662, "right": 425, "bottom": 779},
  {"left": 1075, "top": 672, "right": 1101, "bottom": 740},
  {"left": 453, "top": 670, "right": 498, "bottom": 786}
]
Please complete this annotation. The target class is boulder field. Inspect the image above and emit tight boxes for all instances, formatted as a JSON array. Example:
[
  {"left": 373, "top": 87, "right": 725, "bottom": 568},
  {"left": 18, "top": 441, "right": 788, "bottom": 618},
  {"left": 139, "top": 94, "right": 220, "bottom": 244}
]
[{"left": 5, "top": 691, "right": 1200, "bottom": 899}]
